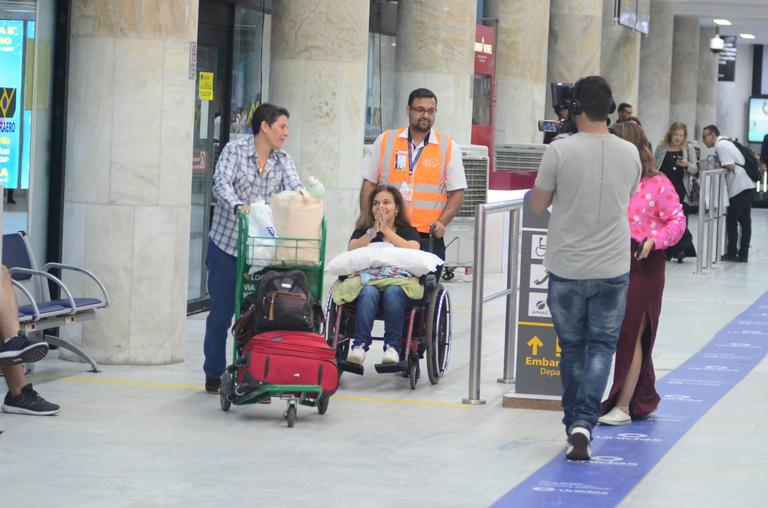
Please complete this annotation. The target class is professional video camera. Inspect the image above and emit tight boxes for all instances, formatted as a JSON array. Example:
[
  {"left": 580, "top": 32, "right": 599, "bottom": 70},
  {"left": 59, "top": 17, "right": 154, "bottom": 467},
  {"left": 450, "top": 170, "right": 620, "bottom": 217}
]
[{"left": 550, "top": 81, "right": 577, "bottom": 115}]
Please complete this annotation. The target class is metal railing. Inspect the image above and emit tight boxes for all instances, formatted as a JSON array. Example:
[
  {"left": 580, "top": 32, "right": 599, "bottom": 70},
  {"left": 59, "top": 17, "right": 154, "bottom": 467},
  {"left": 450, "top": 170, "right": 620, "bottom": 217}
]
[
  {"left": 462, "top": 198, "right": 524, "bottom": 405},
  {"left": 695, "top": 166, "right": 728, "bottom": 274}
]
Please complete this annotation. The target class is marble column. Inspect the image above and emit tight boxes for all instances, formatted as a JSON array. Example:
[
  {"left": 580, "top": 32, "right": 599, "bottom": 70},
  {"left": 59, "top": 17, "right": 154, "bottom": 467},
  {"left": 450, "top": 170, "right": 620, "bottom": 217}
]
[
  {"left": 669, "top": 16, "right": 700, "bottom": 139},
  {"left": 600, "top": 0, "right": 641, "bottom": 119},
  {"left": 395, "top": 0, "right": 476, "bottom": 144},
  {"left": 696, "top": 26, "right": 719, "bottom": 141},
  {"left": 61, "top": 0, "right": 197, "bottom": 364},
  {"left": 638, "top": 0, "right": 675, "bottom": 146},
  {"left": 269, "top": 0, "right": 370, "bottom": 262},
  {"left": 486, "top": 0, "right": 550, "bottom": 144},
  {"left": 545, "top": 0, "right": 603, "bottom": 115}
]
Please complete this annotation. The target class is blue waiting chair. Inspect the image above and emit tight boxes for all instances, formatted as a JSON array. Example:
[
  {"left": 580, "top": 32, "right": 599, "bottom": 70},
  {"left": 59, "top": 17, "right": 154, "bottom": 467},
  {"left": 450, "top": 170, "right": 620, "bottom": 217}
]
[{"left": 2, "top": 231, "right": 110, "bottom": 372}]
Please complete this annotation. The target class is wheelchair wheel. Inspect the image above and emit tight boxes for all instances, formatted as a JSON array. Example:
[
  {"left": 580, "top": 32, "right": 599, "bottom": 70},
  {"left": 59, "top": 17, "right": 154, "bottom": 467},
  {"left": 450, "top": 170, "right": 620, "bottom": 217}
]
[
  {"left": 325, "top": 297, "right": 349, "bottom": 379},
  {"left": 426, "top": 285, "right": 452, "bottom": 384},
  {"left": 408, "top": 358, "right": 419, "bottom": 390}
]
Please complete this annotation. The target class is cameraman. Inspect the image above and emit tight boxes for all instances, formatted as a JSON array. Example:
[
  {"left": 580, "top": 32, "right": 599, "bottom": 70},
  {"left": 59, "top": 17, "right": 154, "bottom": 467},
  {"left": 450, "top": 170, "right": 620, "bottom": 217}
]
[{"left": 530, "top": 76, "right": 641, "bottom": 461}]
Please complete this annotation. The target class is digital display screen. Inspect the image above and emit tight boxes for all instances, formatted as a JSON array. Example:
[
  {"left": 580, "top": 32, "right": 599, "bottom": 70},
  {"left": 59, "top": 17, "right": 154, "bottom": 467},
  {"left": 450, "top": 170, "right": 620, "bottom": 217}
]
[
  {"left": 617, "top": 0, "right": 637, "bottom": 31},
  {"left": 0, "top": 19, "right": 23, "bottom": 189},
  {"left": 748, "top": 97, "right": 768, "bottom": 144}
]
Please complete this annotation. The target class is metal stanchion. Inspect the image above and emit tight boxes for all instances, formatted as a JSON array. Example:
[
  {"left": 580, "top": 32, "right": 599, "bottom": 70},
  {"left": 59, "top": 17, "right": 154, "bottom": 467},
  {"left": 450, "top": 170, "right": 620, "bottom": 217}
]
[
  {"left": 498, "top": 208, "right": 519, "bottom": 384},
  {"left": 696, "top": 168, "right": 728, "bottom": 274},
  {"left": 463, "top": 204, "right": 487, "bottom": 405}
]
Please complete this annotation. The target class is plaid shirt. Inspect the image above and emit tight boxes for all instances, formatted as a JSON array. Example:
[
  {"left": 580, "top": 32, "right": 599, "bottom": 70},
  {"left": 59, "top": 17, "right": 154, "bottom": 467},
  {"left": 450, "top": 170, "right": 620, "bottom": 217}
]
[{"left": 209, "top": 136, "right": 303, "bottom": 256}]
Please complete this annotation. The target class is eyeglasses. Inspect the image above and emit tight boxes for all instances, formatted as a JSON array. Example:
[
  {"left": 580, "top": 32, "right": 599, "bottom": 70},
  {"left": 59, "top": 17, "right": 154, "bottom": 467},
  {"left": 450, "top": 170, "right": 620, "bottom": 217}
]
[{"left": 410, "top": 107, "right": 437, "bottom": 116}]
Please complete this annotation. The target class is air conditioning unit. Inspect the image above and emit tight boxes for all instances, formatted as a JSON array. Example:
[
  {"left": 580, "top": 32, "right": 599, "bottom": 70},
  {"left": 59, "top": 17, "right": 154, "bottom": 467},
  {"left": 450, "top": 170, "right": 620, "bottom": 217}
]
[
  {"left": 494, "top": 143, "right": 546, "bottom": 174},
  {"left": 439, "top": 145, "right": 490, "bottom": 276}
]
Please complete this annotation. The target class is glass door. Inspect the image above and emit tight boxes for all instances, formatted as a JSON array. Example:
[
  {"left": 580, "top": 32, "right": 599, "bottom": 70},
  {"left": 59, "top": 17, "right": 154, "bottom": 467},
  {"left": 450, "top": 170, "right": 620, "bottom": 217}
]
[{"left": 188, "top": 17, "right": 231, "bottom": 311}]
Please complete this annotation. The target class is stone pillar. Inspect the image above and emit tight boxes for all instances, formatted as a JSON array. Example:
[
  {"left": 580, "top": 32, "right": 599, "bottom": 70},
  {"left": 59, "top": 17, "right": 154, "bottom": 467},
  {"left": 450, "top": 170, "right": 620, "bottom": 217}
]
[
  {"left": 638, "top": 0, "right": 675, "bottom": 146},
  {"left": 669, "top": 16, "right": 700, "bottom": 139},
  {"left": 395, "top": 0, "right": 476, "bottom": 144},
  {"left": 600, "top": 0, "right": 641, "bottom": 119},
  {"left": 60, "top": 1, "right": 196, "bottom": 364},
  {"left": 486, "top": 0, "right": 550, "bottom": 144},
  {"left": 545, "top": 0, "right": 603, "bottom": 115},
  {"left": 269, "top": 1, "right": 370, "bottom": 261},
  {"left": 696, "top": 26, "right": 719, "bottom": 141}
]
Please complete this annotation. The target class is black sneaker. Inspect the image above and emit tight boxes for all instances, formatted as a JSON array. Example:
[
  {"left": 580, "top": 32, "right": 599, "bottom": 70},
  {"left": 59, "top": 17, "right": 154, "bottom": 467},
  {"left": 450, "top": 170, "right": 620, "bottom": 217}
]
[
  {"left": 0, "top": 332, "right": 49, "bottom": 366},
  {"left": 2, "top": 384, "right": 61, "bottom": 415},
  {"left": 205, "top": 376, "right": 221, "bottom": 394}
]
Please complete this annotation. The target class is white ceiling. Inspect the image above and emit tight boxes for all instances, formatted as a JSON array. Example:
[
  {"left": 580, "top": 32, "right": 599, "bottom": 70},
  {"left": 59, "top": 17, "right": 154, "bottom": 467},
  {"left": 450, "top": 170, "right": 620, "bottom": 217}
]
[{"left": 674, "top": 0, "right": 768, "bottom": 45}]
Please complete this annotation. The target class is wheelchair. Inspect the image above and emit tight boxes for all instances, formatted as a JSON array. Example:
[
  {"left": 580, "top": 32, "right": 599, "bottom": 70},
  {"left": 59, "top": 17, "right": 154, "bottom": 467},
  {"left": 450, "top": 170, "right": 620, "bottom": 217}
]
[{"left": 324, "top": 273, "right": 452, "bottom": 389}]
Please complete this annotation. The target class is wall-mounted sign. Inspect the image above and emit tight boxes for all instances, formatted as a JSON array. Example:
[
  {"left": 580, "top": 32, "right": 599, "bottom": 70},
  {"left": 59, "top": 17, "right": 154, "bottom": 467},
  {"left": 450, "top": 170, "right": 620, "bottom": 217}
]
[
  {"left": 718, "top": 36, "right": 738, "bottom": 82},
  {"left": 199, "top": 71, "right": 214, "bottom": 101}
]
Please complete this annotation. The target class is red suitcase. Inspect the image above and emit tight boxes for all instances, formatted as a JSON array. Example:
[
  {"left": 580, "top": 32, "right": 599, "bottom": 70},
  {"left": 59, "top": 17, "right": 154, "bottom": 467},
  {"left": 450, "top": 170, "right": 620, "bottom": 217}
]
[{"left": 237, "top": 330, "right": 339, "bottom": 395}]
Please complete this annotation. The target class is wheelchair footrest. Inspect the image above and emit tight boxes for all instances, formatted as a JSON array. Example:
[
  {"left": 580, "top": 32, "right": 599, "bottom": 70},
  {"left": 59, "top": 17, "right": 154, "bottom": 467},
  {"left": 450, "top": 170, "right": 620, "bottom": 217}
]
[
  {"left": 338, "top": 360, "right": 364, "bottom": 376},
  {"left": 373, "top": 361, "right": 407, "bottom": 374}
]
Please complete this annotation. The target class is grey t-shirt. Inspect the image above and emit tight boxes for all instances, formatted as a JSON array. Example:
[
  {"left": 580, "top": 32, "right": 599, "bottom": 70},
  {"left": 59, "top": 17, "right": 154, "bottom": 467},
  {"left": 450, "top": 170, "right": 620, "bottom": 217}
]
[{"left": 534, "top": 132, "right": 641, "bottom": 279}]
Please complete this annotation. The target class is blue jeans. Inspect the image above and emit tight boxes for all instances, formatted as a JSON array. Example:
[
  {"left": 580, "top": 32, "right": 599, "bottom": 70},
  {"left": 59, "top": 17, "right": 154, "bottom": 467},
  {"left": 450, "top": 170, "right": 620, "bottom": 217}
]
[
  {"left": 352, "top": 285, "right": 410, "bottom": 354},
  {"left": 203, "top": 239, "right": 237, "bottom": 378},
  {"left": 547, "top": 272, "right": 629, "bottom": 433}
]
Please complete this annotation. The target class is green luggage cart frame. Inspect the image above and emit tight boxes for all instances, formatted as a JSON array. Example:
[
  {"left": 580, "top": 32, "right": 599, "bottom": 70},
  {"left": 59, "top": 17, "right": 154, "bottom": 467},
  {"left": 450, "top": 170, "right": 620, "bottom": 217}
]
[{"left": 219, "top": 213, "right": 328, "bottom": 427}]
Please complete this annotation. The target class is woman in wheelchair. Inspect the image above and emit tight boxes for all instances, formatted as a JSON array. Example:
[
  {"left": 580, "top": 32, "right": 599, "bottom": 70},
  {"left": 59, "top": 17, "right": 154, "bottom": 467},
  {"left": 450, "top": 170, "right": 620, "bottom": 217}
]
[{"left": 345, "top": 184, "right": 420, "bottom": 366}]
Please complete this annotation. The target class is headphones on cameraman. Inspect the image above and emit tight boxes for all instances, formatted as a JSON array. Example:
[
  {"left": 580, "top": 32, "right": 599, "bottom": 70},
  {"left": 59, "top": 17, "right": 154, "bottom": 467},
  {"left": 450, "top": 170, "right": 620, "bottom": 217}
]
[{"left": 567, "top": 77, "right": 617, "bottom": 116}]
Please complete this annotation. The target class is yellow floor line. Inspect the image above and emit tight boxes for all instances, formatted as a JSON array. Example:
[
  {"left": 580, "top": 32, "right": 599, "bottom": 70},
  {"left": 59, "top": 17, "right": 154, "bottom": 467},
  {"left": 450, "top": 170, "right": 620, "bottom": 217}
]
[{"left": 31, "top": 375, "right": 472, "bottom": 408}]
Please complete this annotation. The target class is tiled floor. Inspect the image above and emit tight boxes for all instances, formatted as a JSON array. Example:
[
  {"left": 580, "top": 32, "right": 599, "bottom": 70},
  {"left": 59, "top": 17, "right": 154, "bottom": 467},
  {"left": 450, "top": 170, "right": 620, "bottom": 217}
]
[{"left": 2, "top": 211, "right": 767, "bottom": 508}]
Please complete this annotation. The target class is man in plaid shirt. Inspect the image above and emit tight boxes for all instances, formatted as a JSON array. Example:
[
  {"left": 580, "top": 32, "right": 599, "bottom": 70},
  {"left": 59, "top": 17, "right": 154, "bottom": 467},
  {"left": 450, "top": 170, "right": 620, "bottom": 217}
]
[{"left": 204, "top": 103, "right": 303, "bottom": 393}]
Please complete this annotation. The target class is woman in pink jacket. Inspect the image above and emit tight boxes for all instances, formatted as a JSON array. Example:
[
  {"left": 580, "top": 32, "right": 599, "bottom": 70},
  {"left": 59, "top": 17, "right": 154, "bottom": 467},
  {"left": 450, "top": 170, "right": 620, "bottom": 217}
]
[{"left": 600, "top": 121, "right": 686, "bottom": 425}]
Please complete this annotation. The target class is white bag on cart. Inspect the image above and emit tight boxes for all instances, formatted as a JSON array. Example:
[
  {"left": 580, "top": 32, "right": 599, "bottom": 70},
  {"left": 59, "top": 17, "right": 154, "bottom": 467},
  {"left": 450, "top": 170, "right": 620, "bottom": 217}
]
[
  {"left": 270, "top": 189, "right": 324, "bottom": 264},
  {"left": 247, "top": 198, "right": 278, "bottom": 264}
]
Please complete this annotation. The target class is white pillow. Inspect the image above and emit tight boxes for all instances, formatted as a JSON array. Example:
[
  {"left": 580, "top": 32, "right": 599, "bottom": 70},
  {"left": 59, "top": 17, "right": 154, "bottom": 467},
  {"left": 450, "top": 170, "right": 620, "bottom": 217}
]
[{"left": 326, "top": 242, "right": 443, "bottom": 276}]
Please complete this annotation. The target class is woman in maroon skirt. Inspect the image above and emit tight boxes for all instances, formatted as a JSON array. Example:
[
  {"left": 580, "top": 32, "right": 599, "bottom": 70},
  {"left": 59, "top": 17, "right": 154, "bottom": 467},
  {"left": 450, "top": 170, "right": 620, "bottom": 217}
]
[{"left": 599, "top": 121, "right": 686, "bottom": 425}]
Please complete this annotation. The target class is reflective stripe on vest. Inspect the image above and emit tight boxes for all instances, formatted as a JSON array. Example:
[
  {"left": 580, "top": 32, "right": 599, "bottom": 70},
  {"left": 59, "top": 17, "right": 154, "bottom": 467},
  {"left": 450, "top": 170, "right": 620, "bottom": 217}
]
[{"left": 378, "top": 128, "right": 452, "bottom": 233}]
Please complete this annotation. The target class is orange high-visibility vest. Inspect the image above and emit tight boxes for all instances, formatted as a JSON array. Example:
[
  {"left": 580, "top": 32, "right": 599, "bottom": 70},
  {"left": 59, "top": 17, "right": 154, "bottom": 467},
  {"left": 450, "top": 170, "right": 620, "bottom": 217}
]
[{"left": 377, "top": 128, "right": 453, "bottom": 234}]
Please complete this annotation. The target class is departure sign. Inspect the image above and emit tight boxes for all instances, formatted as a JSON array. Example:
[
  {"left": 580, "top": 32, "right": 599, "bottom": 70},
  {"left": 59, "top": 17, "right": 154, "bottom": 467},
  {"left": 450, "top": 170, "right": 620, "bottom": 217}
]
[{"left": 0, "top": 20, "right": 23, "bottom": 189}]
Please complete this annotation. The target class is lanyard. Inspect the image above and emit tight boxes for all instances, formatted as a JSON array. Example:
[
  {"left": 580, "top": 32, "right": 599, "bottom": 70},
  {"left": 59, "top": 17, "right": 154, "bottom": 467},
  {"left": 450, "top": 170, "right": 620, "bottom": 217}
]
[{"left": 407, "top": 130, "right": 429, "bottom": 175}]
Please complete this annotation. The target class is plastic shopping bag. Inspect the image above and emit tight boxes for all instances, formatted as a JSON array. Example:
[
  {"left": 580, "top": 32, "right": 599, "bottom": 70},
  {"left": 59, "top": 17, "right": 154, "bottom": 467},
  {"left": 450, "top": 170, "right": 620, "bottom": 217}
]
[{"left": 247, "top": 198, "right": 278, "bottom": 264}]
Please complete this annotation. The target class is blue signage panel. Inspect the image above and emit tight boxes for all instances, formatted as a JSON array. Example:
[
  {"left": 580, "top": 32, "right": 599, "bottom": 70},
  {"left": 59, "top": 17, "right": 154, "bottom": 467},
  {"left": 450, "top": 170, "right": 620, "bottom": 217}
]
[{"left": 0, "top": 19, "right": 24, "bottom": 189}]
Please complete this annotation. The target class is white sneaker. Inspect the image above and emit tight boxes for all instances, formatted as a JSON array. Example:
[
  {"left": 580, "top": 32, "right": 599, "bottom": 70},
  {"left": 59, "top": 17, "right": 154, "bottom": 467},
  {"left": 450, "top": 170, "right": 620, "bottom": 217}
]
[
  {"left": 382, "top": 348, "right": 400, "bottom": 364},
  {"left": 347, "top": 346, "right": 366, "bottom": 365},
  {"left": 598, "top": 407, "right": 631, "bottom": 426},
  {"left": 566, "top": 426, "right": 591, "bottom": 461}
]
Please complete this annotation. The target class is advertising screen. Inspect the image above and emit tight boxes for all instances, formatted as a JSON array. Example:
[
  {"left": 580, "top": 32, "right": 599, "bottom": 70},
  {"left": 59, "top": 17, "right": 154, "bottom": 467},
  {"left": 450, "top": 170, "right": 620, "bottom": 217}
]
[
  {"left": 0, "top": 19, "right": 23, "bottom": 189},
  {"left": 748, "top": 97, "right": 768, "bottom": 144}
]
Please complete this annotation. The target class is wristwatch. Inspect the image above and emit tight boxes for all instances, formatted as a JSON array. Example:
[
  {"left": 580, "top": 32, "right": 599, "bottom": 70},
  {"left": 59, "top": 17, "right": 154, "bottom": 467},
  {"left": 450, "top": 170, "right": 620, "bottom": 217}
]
[{"left": 365, "top": 228, "right": 376, "bottom": 240}]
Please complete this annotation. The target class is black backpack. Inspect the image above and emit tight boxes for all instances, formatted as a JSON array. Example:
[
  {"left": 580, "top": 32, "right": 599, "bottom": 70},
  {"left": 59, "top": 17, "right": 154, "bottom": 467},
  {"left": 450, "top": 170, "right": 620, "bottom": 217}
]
[
  {"left": 728, "top": 138, "right": 761, "bottom": 182},
  {"left": 232, "top": 270, "right": 321, "bottom": 344}
]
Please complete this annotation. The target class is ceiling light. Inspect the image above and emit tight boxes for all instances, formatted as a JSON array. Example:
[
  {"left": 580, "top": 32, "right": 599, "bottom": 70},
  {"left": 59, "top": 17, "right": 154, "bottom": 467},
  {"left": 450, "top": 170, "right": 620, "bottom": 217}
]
[
  {"left": 713, "top": 19, "right": 732, "bottom": 26},
  {"left": 740, "top": 33, "right": 756, "bottom": 40}
]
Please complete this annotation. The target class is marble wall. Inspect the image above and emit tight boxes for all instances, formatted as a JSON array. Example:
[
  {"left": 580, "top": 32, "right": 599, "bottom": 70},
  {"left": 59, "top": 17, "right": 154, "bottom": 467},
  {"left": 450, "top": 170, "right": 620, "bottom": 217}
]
[
  {"left": 669, "top": 16, "right": 701, "bottom": 141},
  {"left": 61, "top": 0, "right": 197, "bottom": 364},
  {"left": 545, "top": 0, "right": 603, "bottom": 114},
  {"left": 638, "top": 0, "right": 675, "bottom": 146},
  {"left": 696, "top": 26, "right": 719, "bottom": 142},
  {"left": 600, "top": 0, "right": 641, "bottom": 120},
  {"left": 486, "top": 0, "right": 550, "bottom": 144},
  {"left": 395, "top": 0, "right": 476, "bottom": 144},
  {"left": 269, "top": 0, "right": 370, "bottom": 261}
]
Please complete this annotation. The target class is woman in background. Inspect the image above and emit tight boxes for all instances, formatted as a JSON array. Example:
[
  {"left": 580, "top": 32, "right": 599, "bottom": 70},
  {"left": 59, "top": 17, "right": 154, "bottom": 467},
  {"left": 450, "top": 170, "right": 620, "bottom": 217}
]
[
  {"left": 654, "top": 122, "right": 699, "bottom": 262},
  {"left": 600, "top": 121, "right": 686, "bottom": 425}
]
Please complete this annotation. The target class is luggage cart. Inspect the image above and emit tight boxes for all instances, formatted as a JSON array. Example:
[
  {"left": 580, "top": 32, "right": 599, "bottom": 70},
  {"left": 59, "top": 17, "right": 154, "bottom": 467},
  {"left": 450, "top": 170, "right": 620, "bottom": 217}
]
[{"left": 219, "top": 213, "right": 329, "bottom": 427}]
